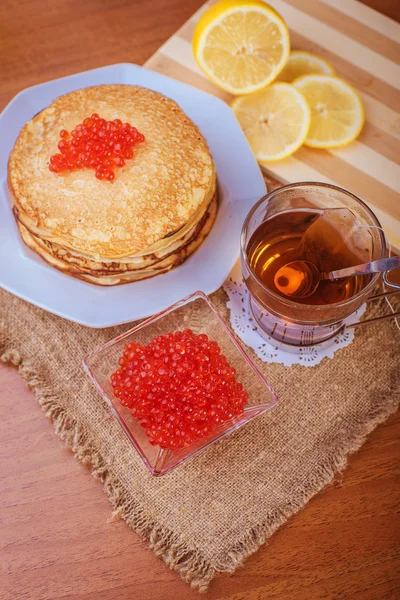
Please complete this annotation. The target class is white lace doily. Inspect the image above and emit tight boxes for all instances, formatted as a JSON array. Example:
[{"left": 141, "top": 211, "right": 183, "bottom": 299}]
[{"left": 223, "top": 262, "right": 366, "bottom": 367}]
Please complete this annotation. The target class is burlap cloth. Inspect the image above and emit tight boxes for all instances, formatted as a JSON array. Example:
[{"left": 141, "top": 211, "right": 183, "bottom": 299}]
[{"left": 1, "top": 283, "right": 399, "bottom": 591}]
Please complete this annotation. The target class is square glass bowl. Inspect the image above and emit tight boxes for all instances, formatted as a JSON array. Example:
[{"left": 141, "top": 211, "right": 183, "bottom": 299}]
[{"left": 83, "top": 291, "right": 278, "bottom": 476}]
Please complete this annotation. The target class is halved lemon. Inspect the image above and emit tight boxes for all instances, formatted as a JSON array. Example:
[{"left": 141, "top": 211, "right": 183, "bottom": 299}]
[
  {"left": 231, "top": 83, "right": 310, "bottom": 161},
  {"left": 276, "top": 50, "right": 335, "bottom": 82},
  {"left": 192, "top": 0, "right": 290, "bottom": 95},
  {"left": 293, "top": 75, "right": 364, "bottom": 148}
]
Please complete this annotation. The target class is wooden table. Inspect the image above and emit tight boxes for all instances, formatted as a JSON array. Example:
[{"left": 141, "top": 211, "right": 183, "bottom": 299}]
[{"left": 1, "top": 1, "right": 399, "bottom": 599}]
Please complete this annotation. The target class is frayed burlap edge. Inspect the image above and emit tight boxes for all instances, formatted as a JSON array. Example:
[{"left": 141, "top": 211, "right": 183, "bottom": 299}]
[
  {"left": 1, "top": 321, "right": 399, "bottom": 592},
  {"left": 0, "top": 323, "right": 215, "bottom": 591}
]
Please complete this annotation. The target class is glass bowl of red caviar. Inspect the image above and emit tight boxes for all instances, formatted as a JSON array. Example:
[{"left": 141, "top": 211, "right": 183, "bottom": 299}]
[{"left": 83, "top": 291, "right": 278, "bottom": 476}]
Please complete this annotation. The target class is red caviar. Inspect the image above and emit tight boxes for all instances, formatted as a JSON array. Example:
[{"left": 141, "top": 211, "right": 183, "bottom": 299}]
[
  {"left": 49, "top": 114, "right": 145, "bottom": 182},
  {"left": 110, "top": 330, "right": 249, "bottom": 449}
]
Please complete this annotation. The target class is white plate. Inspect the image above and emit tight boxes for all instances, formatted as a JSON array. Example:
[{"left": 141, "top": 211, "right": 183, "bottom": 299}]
[{"left": 0, "top": 63, "right": 266, "bottom": 327}]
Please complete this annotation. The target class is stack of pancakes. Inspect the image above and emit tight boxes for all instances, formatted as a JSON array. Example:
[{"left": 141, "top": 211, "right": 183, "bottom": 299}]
[{"left": 9, "top": 85, "right": 217, "bottom": 285}]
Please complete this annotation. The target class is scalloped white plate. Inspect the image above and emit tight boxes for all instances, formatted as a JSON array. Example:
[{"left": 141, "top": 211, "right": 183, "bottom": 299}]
[{"left": 0, "top": 63, "right": 266, "bottom": 327}]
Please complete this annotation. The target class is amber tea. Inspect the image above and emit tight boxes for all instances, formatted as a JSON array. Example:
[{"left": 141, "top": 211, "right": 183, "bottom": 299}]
[
  {"left": 246, "top": 209, "right": 372, "bottom": 305},
  {"left": 241, "top": 183, "right": 386, "bottom": 346}
]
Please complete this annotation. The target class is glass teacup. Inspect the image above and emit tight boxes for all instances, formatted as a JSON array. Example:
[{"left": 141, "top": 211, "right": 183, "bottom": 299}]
[{"left": 240, "top": 183, "right": 388, "bottom": 347}]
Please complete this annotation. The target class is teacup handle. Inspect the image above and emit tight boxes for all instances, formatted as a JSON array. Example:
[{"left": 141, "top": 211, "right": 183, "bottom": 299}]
[{"left": 346, "top": 288, "right": 400, "bottom": 330}]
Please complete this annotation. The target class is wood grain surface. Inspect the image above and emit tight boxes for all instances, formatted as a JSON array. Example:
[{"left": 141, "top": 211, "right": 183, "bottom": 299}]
[{"left": 1, "top": 1, "right": 399, "bottom": 599}]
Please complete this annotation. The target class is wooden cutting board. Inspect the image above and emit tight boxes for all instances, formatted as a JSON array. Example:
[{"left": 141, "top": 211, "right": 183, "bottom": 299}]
[{"left": 146, "top": 0, "right": 400, "bottom": 251}]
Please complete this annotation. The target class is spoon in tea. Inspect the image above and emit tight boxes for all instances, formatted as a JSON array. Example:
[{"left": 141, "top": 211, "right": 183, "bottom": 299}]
[{"left": 274, "top": 256, "right": 400, "bottom": 299}]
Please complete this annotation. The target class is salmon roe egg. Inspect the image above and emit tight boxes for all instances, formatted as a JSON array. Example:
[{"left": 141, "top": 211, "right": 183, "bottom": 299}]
[
  {"left": 49, "top": 114, "right": 145, "bottom": 182},
  {"left": 110, "top": 330, "right": 249, "bottom": 450}
]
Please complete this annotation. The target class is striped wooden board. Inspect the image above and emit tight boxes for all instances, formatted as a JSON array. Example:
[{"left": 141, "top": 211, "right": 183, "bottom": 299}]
[{"left": 146, "top": 0, "right": 400, "bottom": 250}]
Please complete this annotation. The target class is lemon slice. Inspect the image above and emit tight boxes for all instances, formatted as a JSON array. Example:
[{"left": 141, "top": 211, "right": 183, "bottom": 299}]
[
  {"left": 293, "top": 75, "right": 364, "bottom": 148},
  {"left": 192, "top": 0, "right": 290, "bottom": 95},
  {"left": 231, "top": 83, "right": 310, "bottom": 161},
  {"left": 276, "top": 50, "right": 335, "bottom": 82}
]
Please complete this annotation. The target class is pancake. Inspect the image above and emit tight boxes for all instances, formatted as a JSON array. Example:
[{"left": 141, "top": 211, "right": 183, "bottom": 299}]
[
  {"left": 13, "top": 176, "right": 216, "bottom": 270},
  {"left": 13, "top": 185, "right": 216, "bottom": 274},
  {"left": 17, "top": 193, "right": 218, "bottom": 285},
  {"left": 9, "top": 84, "right": 215, "bottom": 259}
]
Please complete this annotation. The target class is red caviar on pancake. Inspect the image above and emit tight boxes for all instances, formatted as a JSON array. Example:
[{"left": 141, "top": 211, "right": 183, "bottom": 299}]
[
  {"left": 49, "top": 114, "right": 145, "bottom": 182},
  {"left": 110, "top": 330, "right": 249, "bottom": 449}
]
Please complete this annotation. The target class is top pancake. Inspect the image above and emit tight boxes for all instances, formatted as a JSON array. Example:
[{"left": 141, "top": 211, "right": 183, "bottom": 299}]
[{"left": 8, "top": 85, "right": 215, "bottom": 258}]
